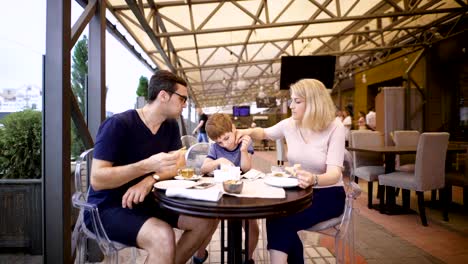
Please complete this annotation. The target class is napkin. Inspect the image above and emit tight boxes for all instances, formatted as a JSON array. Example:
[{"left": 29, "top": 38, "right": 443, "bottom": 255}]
[
  {"left": 241, "top": 169, "right": 265, "bottom": 180},
  {"left": 165, "top": 187, "right": 223, "bottom": 202}
]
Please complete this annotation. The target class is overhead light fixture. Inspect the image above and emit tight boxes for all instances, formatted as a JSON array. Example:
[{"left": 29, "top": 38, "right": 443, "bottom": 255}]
[
  {"left": 274, "top": 81, "right": 280, "bottom": 91},
  {"left": 258, "top": 85, "right": 266, "bottom": 98},
  {"left": 361, "top": 73, "right": 367, "bottom": 84}
]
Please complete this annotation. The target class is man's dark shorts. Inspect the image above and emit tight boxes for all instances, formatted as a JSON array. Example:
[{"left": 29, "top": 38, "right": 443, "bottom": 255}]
[{"left": 86, "top": 198, "right": 179, "bottom": 247}]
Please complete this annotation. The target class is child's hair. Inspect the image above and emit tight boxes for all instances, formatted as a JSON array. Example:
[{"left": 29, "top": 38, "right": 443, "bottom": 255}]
[{"left": 205, "top": 113, "right": 233, "bottom": 140}]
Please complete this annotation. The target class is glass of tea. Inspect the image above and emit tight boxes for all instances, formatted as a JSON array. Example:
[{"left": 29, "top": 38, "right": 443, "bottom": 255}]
[{"left": 179, "top": 167, "right": 195, "bottom": 179}]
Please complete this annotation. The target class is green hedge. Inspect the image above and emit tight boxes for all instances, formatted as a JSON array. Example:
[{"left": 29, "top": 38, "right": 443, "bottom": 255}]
[{"left": 0, "top": 110, "right": 42, "bottom": 179}]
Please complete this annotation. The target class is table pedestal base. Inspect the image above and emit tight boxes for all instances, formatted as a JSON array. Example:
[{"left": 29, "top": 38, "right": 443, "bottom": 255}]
[{"left": 227, "top": 220, "right": 243, "bottom": 264}]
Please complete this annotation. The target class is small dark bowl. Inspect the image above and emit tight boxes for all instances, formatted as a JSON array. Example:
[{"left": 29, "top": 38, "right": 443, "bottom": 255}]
[{"left": 223, "top": 180, "right": 243, "bottom": 194}]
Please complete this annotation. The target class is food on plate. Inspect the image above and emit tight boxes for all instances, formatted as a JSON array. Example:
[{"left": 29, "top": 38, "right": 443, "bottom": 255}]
[{"left": 285, "top": 164, "right": 302, "bottom": 176}]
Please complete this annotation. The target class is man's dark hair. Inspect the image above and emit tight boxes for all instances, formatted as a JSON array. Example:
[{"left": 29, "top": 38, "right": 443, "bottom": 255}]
[{"left": 148, "top": 70, "right": 187, "bottom": 102}]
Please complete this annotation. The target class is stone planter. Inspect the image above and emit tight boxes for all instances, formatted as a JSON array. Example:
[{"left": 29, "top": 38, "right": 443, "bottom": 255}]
[{"left": 0, "top": 179, "right": 42, "bottom": 254}]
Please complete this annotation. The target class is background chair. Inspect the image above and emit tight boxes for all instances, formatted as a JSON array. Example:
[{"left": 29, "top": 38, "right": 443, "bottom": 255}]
[
  {"left": 350, "top": 130, "right": 385, "bottom": 209},
  {"left": 378, "top": 132, "right": 450, "bottom": 226},
  {"left": 180, "top": 135, "right": 197, "bottom": 150},
  {"left": 302, "top": 149, "right": 361, "bottom": 264},
  {"left": 185, "top": 142, "right": 210, "bottom": 169},
  {"left": 71, "top": 148, "right": 137, "bottom": 263},
  {"left": 393, "top": 130, "right": 420, "bottom": 172}
]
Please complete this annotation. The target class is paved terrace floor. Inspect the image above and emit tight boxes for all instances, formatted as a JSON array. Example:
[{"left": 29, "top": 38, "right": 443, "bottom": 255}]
[{"left": 1, "top": 150, "right": 467, "bottom": 263}]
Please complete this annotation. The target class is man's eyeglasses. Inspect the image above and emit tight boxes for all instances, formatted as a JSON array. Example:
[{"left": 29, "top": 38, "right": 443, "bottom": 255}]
[{"left": 164, "top": 89, "right": 188, "bottom": 103}]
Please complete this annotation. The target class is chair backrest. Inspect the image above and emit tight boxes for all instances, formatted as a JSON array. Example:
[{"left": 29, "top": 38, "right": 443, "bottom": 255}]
[
  {"left": 343, "top": 149, "right": 354, "bottom": 183},
  {"left": 74, "top": 148, "right": 94, "bottom": 196},
  {"left": 181, "top": 135, "right": 197, "bottom": 149},
  {"left": 185, "top": 142, "right": 210, "bottom": 168},
  {"left": 414, "top": 132, "right": 450, "bottom": 191},
  {"left": 393, "top": 130, "right": 420, "bottom": 166},
  {"left": 350, "top": 130, "right": 384, "bottom": 168}
]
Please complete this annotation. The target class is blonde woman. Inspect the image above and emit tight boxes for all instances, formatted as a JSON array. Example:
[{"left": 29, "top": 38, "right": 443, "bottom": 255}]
[{"left": 236, "top": 79, "right": 346, "bottom": 264}]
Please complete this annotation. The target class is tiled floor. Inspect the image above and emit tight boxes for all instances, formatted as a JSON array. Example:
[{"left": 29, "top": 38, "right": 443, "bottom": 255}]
[
  {"left": 91, "top": 220, "right": 338, "bottom": 264},
  {"left": 2, "top": 150, "right": 468, "bottom": 263}
]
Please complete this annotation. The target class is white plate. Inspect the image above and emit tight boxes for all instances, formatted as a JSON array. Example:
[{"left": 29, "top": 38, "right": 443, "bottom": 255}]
[
  {"left": 154, "top": 180, "right": 196, "bottom": 190},
  {"left": 264, "top": 176, "right": 298, "bottom": 188},
  {"left": 174, "top": 175, "right": 202, "bottom": 181}
]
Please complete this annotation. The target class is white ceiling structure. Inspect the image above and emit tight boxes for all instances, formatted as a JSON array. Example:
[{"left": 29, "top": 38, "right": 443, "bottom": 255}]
[{"left": 105, "top": 0, "right": 467, "bottom": 107}]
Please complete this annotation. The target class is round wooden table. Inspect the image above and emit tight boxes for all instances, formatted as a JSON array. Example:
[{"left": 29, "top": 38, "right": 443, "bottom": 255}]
[{"left": 154, "top": 186, "right": 313, "bottom": 264}]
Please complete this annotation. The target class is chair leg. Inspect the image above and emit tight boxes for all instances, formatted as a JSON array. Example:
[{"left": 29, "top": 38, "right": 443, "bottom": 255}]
[
  {"left": 76, "top": 235, "right": 86, "bottom": 264},
  {"left": 395, "top": 188, "right": 400, "bottom": 197},
  {"left": 379, "top": 185, "right": 385, "bottom": 214},
  {"left": 402, "top": 189, "right": 410, "bottom": 210},
  {"left": 367, "top": 182, "right": 373, "bottom": 209},
  {"left": 441, "top": 188, "right": 449, "bottom": 221},
  {"left": 446, "top": 184, "right": 453, "bottom": 207},
  {"left": 416, "top": 191, "right": 428, "bottom": 226},
  {"left": 431, "top": 190, "right": 437, "bottom": 202}
]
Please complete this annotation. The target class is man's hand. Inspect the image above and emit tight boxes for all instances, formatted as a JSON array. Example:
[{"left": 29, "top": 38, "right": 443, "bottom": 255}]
[
  {"left": 239, "top": 135, "right": 252, "bottom": 152},
  {"left": 146, "top": 152, "right": 179, "bottom": 173},
  {"left": 122, "top": 176, "right": 154, "bottom": 209}
]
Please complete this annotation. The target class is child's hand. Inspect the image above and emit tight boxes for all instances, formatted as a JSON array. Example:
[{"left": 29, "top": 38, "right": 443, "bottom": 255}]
[
  {"left": 239, "top": 135, "right": 252, "bottom": 152},
  {"left": 217, "top": 158, "right": 234, "bottom": 167}
]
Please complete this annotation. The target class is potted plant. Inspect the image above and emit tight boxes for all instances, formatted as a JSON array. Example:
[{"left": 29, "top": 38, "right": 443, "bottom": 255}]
[{"left": 0, "top": 110, "right": 42, "bottom": 254}]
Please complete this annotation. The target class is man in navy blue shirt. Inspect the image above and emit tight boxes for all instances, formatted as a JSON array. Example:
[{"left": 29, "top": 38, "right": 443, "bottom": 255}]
[{"left": 87, "top": 70, "right": 217, "bottom": 264}]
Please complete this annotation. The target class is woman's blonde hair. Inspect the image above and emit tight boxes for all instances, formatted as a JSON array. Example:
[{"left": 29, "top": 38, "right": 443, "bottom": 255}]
[{"left": 290, "top": 78, "right": 336, "bottom": 131}]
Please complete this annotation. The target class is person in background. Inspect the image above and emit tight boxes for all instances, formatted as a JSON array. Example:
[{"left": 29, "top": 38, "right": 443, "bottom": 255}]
[
  {"left": 86, "top": 70, "right": 217, "bottom": 264},
  {"left": 236, "top": 78, "right": 346, "bottom": 264},
  {"left": 358, "top": 111, "right": 367, "bottom": 130},
  {"left": 335, "top": 109, "right": 343, "bottom": 122},
  {"left": 366, "top": 107, "right": 376, "bottom": 130},
  {"left": 192, "top": 113, "right": 258, "bottom": 264},
  {"left": 192, "top": 107, "right": 209, "bottom": 142},
  {"left": 342, "top": 109, "right": 352, "bottom": 145}
]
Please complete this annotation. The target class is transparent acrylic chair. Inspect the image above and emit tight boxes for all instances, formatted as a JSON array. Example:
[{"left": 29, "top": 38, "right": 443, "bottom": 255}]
[
  {"left": 71, "top": 148, "right": 137, "bottom": 263},
  {"left": 185, "top": 142, "right": 210, "bottom": 169},
  {"left": 181, "top": 135, "right": 198, "bottom": 150},
  {"left": 302, "top": 149, "right": 362, "bottom": 264}
]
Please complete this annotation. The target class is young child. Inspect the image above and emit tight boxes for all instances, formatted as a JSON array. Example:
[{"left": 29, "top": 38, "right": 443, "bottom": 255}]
[
  {"left": 201, "top": 113, "right": 254, "bottom": 174},
  {"left": 192, "top": 113, "right": 258, "bottom": 264}
]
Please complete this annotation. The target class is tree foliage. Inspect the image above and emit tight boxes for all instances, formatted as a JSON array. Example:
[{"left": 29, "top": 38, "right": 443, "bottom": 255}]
[
  {"left": 136, "top": 75, "right": 148, "bottom": 99},
  {"left": 71, "top": 36, "right": 88, "bottom": 158},
  {"left": 0, "top": 110, "right": 42, "bottom": 179}
]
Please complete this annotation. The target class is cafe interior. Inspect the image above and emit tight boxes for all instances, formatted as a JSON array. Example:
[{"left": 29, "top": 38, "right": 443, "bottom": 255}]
[{"left": 3, "top": 0, "right": 468, "bottom": 263}]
